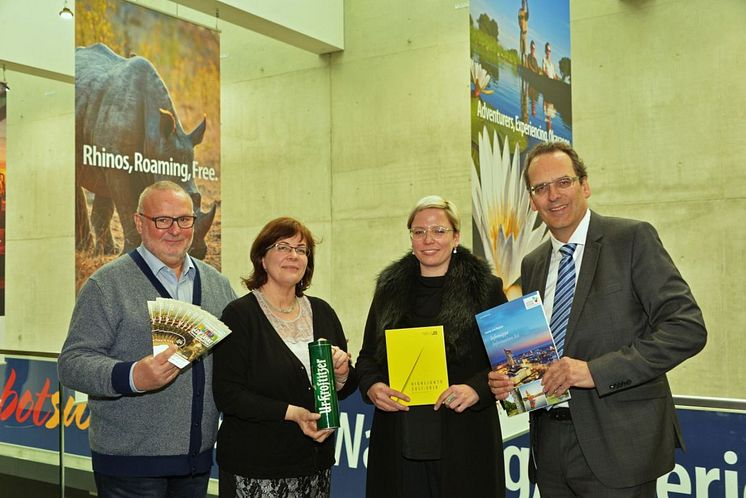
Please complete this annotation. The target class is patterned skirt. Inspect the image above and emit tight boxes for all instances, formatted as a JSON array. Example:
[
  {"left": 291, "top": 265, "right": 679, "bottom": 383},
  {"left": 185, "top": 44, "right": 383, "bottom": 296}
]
[{"left": 219, "top": 468, "right": 331, "bottom": 498}]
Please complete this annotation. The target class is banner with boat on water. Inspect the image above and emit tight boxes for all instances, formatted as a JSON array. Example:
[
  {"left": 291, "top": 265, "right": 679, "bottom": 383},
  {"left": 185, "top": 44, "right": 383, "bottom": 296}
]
[{"left": 469, "top": 0, "right": 571, "bottom": 299}]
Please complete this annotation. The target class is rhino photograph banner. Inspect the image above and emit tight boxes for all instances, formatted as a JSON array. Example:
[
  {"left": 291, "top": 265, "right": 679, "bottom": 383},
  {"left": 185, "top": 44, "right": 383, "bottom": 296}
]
[{"left": 75, "top": 0, "right": 221, "bottom": 291}]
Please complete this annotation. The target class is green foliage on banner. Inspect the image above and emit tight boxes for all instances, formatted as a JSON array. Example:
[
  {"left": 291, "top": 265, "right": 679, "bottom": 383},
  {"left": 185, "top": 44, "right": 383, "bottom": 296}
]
[
  {"left": 470, "top": 28, "right": 519, "bottom": 68},
  {"left": 476, "top": 13, "right": 499, "bottom": 40}
]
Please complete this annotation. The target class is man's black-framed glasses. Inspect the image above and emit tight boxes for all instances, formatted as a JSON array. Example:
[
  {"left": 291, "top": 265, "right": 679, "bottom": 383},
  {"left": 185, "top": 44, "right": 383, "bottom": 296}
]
[{"left": 138, "top": 213, "right": 197, "bottom": 229}]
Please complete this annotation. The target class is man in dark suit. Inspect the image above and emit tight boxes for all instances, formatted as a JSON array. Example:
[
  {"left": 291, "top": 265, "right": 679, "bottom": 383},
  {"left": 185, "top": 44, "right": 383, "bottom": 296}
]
[{"left": 489, "top": 142, "right": 707, "bottom": 496}]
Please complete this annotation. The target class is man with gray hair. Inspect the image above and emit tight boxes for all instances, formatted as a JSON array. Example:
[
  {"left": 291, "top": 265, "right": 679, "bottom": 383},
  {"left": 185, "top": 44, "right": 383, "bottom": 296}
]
[{"left": 59, "top": 180, "right": 236, "bottom": 497}]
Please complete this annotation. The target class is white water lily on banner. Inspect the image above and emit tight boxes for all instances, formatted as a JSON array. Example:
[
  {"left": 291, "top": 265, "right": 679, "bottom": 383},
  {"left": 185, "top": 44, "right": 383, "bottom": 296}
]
[
  {"left": 470, "top": 60, "right": 493, "bottom": 98},
  {"left": 471, "top": 129, "right": 547, "bottom": 299}
]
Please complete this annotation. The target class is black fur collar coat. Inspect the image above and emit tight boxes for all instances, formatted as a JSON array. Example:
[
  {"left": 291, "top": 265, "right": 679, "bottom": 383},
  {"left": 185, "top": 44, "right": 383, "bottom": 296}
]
[{"left": 370, "top": 247, "right": 503, "bottom": 363}]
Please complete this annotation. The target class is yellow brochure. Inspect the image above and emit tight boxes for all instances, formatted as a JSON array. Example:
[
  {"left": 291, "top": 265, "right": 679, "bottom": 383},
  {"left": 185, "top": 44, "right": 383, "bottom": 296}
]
[{"left": 385, "top": 325, "right": 449, "bottom": 406}]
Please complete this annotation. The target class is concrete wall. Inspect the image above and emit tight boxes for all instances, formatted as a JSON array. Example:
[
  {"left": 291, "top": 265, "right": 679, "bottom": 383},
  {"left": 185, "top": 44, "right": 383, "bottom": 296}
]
[
  {"left": 570, "top": 0, "right": 745, "bottom": 397},
  {"left": 221, "top": 0, "right": 474, "bottom": 360},
  {"left": 4, "top": 73, "right": 75, "bottom": 352},
  {"left": 0, "top": 0, "right": 741, "bottom": 397}
]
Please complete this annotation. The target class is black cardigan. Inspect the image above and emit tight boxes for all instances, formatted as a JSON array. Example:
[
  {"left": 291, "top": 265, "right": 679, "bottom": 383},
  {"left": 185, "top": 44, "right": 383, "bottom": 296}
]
[{"left": 213, "top": 293, "right": 357, "bottom": 479}]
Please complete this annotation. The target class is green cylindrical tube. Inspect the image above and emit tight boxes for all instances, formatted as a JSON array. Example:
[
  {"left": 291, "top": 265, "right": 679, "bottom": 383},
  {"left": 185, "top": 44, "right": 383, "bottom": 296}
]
[{"left": 308, "top": 338, "right": 340, "bottom": 429}]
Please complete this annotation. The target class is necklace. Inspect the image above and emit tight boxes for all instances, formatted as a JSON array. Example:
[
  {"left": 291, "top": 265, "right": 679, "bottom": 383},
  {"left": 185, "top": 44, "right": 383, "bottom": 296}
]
[{"left": 258, "top": 290, "right": 298, "bottom": 314}]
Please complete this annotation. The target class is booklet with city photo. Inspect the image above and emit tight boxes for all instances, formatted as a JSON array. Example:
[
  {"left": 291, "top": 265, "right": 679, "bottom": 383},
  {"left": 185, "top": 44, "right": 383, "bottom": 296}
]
[
  {"left": 148, "top": 298, "right": 232, "bottom": 368},
  {"left": 385, "top": 325, "right": 449, "bottom": 406},
  {"left": 476, "top": 291, "right": 570, "bottom": 416}
]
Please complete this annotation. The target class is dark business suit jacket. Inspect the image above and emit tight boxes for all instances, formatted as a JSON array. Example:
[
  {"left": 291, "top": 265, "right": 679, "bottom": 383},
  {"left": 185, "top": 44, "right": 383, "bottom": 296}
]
[{"left": 523, "top": 211, "right": 706, "bottom": 488}]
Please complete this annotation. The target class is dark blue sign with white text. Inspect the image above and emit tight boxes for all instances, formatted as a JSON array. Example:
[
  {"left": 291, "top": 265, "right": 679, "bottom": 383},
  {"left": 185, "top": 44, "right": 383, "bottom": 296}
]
[{"left": 2, "top": 359, "right": 744, "bottom": 497}]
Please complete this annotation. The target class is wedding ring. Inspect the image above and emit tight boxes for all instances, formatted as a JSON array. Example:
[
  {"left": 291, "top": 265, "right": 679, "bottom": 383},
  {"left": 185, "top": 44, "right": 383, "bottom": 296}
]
[{"left": 445, "top": 394, "right": 456, "bottom": 406}]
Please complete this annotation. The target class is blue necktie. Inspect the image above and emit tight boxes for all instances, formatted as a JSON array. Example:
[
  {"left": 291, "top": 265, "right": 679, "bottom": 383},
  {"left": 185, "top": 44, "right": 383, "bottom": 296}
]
[{"left": 550, "top": 243, "right": 577, "bottom": 357}]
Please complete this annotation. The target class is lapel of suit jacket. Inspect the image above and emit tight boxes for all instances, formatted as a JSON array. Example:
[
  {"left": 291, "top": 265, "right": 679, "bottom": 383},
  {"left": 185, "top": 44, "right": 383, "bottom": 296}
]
[{"left": 566, "top": 211, "right": 603, "bottom": 345}]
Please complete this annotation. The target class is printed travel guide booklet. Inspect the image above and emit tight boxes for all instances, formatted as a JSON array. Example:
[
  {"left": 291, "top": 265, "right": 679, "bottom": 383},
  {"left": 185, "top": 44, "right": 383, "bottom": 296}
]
[
  {"left": 385, "top": 325, "right": 449, "bottom": 406},
  {"left": 476, "top": 291, "right": 570, "bottom": 416},
  {"left": 148, "top": 298, "right": 232, "bottom": 368}
]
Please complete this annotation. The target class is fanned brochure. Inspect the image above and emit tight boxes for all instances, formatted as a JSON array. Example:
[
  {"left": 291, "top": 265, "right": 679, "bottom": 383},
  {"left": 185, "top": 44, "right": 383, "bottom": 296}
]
[
  {"left": 476, "top": 291, "right": 570, "bottom": 416},
  {"left": 385, "top": 325, "right": 449, "bottom": 406},
  {"left": 148, "top": 298, "right": 232, "bottom": 368}
]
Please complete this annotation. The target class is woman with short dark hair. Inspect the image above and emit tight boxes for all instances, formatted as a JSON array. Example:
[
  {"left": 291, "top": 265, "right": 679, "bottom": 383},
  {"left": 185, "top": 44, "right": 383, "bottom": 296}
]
[{"left": 214, "top": 217, "right": 356, "bottom": 498}]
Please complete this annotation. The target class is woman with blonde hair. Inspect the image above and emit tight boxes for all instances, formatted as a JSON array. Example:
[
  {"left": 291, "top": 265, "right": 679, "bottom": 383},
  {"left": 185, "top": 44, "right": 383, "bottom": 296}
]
[{"left": 357, "top": 195, "right": 507, "bottom": 497}]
